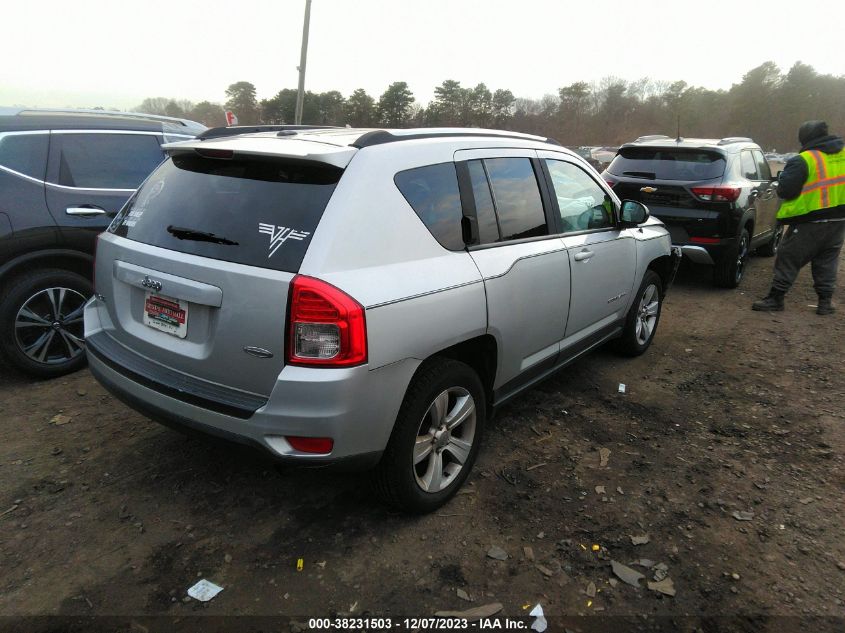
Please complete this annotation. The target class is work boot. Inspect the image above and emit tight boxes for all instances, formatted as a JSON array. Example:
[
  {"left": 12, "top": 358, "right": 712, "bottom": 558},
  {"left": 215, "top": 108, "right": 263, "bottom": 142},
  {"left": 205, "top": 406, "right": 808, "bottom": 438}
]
[
  {"left": 817, "top": 296, "right": 835, "bottom": 315},
  {"left": 752, "top": 292, "right": 785, "bottom": 312}
]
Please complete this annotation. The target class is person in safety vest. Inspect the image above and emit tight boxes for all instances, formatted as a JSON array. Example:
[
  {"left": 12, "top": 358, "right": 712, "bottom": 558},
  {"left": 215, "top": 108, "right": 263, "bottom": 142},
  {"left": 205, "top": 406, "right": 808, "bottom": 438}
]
[{"left": 752, "top": 121, "right": 845, "bottom": 314}]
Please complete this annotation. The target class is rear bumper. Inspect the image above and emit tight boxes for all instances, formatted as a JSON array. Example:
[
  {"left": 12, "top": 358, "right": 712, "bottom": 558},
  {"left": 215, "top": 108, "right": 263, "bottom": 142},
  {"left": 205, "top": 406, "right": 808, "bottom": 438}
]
[
  {"left": 675, "top": 237, "right": 739, "bottom": 266},
  {"left": 680, "top": 245, "right": 715, "bottom": 265},
  {"left": 85, "top": 301, "right": 419, "bottom": 469}
]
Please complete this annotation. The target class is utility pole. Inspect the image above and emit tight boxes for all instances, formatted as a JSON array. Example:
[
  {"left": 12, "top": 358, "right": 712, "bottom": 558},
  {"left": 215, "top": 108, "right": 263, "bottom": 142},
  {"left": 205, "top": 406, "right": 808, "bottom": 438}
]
[{"left": 294, "top": 0, "right": 312, "bottom": 125}]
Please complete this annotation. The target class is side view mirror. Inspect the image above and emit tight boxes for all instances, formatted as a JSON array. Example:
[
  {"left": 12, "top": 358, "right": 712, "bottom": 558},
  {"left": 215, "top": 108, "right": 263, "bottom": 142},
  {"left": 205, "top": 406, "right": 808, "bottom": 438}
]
[{"left": 620, "top": 200, "right": 649, "bottom": 226}]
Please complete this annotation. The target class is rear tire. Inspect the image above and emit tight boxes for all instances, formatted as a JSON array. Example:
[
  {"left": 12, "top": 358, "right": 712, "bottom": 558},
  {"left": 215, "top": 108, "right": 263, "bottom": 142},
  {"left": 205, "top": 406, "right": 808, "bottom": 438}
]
[
  {"left": 0, "top": 269, "right": 91, "bottom": 378},
  {"left": 713, "top": 228, "right": 750, "bottom": 288},
  {"left": 372, "top": 358, "right": 485, "bottom": 514},
  {"left": 614, "top": 270, "right": 663, "bottom": 357}
]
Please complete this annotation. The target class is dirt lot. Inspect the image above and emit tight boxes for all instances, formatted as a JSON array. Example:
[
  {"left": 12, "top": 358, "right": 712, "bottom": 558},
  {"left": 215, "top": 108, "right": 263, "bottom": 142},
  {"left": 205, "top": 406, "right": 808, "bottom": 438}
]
[{"left": 1, "top": 252, "right": 844, "bottom": 632}]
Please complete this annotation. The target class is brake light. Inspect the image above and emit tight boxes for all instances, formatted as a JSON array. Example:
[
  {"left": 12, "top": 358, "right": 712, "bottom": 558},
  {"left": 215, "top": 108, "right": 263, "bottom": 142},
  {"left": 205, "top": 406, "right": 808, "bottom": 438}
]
[
  {"left": 286, "top": 436, "right": 334, "bottom": 454},
  {"left": 690, "top": 236, "right": 721, "bottom": 244},
  {"left": 691, "top": 186, "right": 741, "bottom": 202},
  {"left": 286, "top": 275, "right": 367, "bottom": 367},
  {"left": 195, "top": 148, "right": 234, "bottom": 159}
]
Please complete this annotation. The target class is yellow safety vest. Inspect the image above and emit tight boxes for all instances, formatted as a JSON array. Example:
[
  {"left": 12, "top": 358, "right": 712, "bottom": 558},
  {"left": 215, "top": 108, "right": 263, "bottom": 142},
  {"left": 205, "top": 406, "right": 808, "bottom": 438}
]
[{"left": 778, "top": 149, "right": 845, "bottom": 220}]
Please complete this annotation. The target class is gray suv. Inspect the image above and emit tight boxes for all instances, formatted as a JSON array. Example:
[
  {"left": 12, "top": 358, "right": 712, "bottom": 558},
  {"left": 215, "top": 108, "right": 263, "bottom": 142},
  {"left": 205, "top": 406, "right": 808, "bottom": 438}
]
[{"left": 85, "top": 127, "right": 679, "bottom": 513}]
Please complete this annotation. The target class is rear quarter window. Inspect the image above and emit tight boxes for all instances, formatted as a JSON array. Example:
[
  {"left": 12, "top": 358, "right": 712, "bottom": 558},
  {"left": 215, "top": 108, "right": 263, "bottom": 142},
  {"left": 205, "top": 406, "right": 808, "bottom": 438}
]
[
  {"left": 394, "top": 162, "right": 465, "bottom": 251},
  {"left": 0, "top": 133, "right": 48, "bottom": 180},
  {"left": 109, "top": 154, "right": 342, "bottom": 273},
  {"left": 608, "top": 147, "right": 726, "bottom": 181}
]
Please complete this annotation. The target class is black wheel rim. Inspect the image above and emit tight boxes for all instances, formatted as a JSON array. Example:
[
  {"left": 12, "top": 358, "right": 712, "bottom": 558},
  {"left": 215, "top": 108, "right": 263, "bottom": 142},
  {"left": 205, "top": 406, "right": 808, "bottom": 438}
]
[
  {"left": 14, "top": 287, "right": 87, "bottom": 365},
  {"left": 735, "top": 233, "right": 749, "bottom": 283}
]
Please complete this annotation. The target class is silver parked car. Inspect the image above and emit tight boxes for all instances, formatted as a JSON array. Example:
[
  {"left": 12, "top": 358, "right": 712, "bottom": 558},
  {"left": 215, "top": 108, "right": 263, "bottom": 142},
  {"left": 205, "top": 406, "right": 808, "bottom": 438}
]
[{"left": 85, "top": 127, "right": 680, "bottom": 513}]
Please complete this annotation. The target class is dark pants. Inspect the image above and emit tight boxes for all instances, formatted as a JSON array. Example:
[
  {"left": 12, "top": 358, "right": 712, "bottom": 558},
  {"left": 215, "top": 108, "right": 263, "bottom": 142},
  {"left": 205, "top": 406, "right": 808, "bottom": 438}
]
[{"left": 772, "top": 221, "right": 845, "bottom": 297}]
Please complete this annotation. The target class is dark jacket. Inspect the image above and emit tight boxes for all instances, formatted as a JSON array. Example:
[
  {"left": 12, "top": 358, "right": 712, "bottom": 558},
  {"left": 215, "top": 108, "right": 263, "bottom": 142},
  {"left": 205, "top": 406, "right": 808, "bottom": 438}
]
[{"left": 777, "top": 133, "right": 845, "bottom": 224}]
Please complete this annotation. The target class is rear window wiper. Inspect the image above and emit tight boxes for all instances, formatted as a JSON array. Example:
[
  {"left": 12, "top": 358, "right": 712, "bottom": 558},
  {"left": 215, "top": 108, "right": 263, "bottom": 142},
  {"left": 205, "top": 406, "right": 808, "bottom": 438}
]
[{"left": 167, "top": 225, "right": 239, "bottom": 246}]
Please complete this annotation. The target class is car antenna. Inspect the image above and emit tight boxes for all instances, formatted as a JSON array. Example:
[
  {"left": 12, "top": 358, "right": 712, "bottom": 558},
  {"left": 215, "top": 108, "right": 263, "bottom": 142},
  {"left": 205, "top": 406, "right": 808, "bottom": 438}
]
[{"left": 676, "top": 115, "right": 682, "bottom": 142}]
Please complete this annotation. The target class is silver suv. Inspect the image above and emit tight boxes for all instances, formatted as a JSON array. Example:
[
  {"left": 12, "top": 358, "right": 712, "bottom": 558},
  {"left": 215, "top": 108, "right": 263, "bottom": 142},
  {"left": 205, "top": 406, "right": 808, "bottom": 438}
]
[{"left": 85, "top": 127, "right": 680, "bottom": 513}]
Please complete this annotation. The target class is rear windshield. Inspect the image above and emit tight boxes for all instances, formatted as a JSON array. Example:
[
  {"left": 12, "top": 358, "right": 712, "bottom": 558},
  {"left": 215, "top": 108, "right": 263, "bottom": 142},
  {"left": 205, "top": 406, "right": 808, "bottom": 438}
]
[
  {"left": 109, "top": 154, "right": 341, "bottom": 273},
  {"left": 608, "top": 147, "right": 726, "bottom": 181}
]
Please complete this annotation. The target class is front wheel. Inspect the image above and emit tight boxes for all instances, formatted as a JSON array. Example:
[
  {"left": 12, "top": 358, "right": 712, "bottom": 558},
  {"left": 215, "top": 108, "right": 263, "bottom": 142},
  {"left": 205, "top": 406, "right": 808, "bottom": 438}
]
[
  {"left": 372, "top": 359, "right": 485, "bottom": 514},
  {"left": 613, "top": 270, "right": 663, "bottom": 357},
  {"left": 713, "top": 228, "right": 750, "bottom": 288},
  {"left": 0, "top": 269, "right": 91, "bottom": 378}
]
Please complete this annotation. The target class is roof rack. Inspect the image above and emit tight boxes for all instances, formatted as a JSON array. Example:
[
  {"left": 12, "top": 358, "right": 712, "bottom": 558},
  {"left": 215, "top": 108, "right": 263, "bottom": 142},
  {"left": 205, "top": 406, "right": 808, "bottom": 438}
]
[
  {"left": 634, "top": 134, "right": 672, "bottom": 142},
  {"left": 5, "top": 107, "right": 199, "bottom": 128},
  {"left": 198, "top": 124, "right": 341, "bottom": 140},
  {"left": 351, "top": 129, "right": 561, "bottom": 149},
  {"left": 717, "top": 137, "right": 753, "bottom": 145}
]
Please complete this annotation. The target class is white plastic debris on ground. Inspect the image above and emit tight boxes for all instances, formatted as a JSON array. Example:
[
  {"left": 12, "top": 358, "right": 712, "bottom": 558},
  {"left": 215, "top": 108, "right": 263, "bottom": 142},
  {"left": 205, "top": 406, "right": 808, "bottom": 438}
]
[
  {"left": 529, "top": 604, "right": 547, "bottom": 632},
  {"left": 618, "top": 383, "right": 626, "bottom": 394},
  {"left": 187, "top": 579, "right": 223, "bottom": 602}
]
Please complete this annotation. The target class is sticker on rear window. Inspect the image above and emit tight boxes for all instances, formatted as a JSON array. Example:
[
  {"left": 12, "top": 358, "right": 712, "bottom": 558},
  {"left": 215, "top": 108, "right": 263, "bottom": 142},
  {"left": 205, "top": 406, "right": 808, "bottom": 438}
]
[{"left": 258, "top": 223, "right": 311, "bottom": 258}]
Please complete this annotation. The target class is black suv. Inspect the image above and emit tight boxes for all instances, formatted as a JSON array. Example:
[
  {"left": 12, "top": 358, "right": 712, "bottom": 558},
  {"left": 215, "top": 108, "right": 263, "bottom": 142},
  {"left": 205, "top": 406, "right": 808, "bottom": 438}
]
[
  {"left": 0, "top": 108, "right": 205, "bottom": 377},
  {"left": 602, "top": 135, "right": 781, "bottom": 288}
]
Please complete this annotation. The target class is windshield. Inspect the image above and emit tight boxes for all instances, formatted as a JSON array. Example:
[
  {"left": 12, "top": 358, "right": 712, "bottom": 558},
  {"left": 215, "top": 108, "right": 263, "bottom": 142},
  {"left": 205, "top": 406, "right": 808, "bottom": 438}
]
[{"left": 109, "top": 154, "right": 342, "bottom": 273}]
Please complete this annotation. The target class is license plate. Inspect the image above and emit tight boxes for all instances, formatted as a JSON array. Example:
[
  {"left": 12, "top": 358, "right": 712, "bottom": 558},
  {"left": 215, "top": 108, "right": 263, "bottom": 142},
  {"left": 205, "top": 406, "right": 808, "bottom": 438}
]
[{"left": 143, "top": 292, "right": 188, "bottom": 339}]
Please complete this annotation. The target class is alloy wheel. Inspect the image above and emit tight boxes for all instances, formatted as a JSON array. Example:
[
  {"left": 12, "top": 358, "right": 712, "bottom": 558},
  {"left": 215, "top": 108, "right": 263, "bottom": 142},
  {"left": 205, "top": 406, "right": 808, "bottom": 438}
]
[
  {"left": 635, "top": 283, "right": 660, "bottom": 346},
  {"left": 14, "top": 287, "right": 87, "bottom": 365},
  {"left": 413, "top": 387, "right": 477, "bottom": 493},
  {"left": 735, "top": 233, "right": 750, "bottom": 284}
]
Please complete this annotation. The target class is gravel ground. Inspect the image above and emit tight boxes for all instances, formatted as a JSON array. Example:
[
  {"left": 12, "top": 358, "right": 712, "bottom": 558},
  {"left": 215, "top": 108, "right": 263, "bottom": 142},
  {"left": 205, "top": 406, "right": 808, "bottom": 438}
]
[{"left": 1, "top": 251, "right": 843, "bottom": 633}]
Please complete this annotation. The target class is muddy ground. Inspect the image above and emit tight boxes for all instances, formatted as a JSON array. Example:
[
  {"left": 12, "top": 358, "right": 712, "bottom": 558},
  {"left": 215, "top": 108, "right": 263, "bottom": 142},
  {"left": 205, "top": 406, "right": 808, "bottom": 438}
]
[{"left": 1, "top": 251, "right": 844, "bottom": 632}]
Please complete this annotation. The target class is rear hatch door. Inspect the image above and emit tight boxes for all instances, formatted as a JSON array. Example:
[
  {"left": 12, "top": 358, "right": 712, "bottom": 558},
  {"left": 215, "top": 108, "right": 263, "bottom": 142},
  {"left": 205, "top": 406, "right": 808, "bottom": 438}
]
[
  {"left": 608, "top": 145, "right": 726, "bottom": 209},
  {"left": 94, "top": 142, "right": 350, "bottom": 397}
]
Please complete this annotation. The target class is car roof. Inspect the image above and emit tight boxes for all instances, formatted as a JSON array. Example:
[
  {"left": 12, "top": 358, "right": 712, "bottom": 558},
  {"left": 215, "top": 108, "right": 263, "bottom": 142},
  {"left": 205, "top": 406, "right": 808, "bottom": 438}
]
[
  {"left": 164, "top": 126, "right": 565, "bottom": 168},
  {"left": 0, "top": 107, "right": 206, "bottom": 135}
]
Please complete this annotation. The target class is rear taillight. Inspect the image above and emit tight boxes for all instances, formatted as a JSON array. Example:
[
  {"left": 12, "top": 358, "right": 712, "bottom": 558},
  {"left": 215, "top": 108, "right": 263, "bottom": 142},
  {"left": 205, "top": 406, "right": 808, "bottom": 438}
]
[
  {"left": 689, "top": 236, "right": 721, "bottom": 244},
  {"left": 286, "top": 275, "right": 367, "bottom": 367},
  {"left": 691, "top": 186, "right": 741, "bottom": 202}
]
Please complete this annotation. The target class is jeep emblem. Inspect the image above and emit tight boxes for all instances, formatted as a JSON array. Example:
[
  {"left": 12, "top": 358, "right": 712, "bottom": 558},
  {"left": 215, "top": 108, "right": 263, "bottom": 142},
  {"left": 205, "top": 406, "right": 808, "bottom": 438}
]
[{"left": 141, "top": 276, "right": 162, "bottom": 292}]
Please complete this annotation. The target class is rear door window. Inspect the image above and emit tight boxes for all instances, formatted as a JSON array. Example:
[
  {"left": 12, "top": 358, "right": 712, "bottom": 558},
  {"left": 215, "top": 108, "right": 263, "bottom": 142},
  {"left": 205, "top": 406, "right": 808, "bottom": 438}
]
[
  {"left": 483, "top": 157, "right": 547, "bottom": 241},
  {"left": 109, "top": 154, "right": 342, "bottom": 273},
  {"left": 394, "top": 162, "right": 465, "bottom": 251},
  {"left": 608, "top": 148, "right": 726, "bottom": 181},
  {"left": 0, "top": 133, "right": 48, "bottom": 180},
  {"left": 57, "top": 133, "right": 164, "bottom": 189},
  {"left": 467, "top": 160, "right": 500, "bottom": 245}
]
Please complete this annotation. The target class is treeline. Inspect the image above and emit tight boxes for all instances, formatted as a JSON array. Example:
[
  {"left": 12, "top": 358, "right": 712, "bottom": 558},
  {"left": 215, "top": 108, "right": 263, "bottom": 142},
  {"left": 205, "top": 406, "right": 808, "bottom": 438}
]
[{"left": 136, "top": 61, "right": 845, "bottom": 151}]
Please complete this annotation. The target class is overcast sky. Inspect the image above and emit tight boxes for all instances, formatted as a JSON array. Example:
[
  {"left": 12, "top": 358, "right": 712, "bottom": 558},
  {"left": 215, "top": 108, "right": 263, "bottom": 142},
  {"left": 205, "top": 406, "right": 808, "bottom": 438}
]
[{"left": 2, "top": 0, "right": 843, "bottom": 110}]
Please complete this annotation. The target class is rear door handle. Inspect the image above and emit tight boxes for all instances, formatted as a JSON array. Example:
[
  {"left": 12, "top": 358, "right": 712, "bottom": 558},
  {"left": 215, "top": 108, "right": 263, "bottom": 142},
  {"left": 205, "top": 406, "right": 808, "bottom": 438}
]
[
  {"left": 574, "top": 249, "right": 595, "bottom": 262},
  {"left": 66, "top": 206, "right": 107, "bottom": 216}
]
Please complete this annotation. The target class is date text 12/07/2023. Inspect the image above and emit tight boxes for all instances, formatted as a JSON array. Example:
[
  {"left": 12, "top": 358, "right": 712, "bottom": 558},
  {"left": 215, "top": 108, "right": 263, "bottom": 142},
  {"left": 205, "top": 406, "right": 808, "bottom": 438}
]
[{"left": 307, "top": 617, "right": 530, "bottom": 630}]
